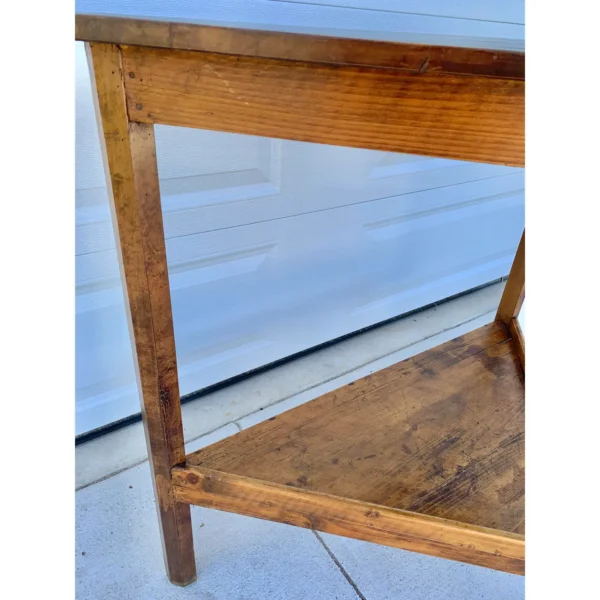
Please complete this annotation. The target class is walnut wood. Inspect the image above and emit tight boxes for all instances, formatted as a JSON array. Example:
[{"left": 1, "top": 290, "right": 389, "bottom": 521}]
[
  {"left": 75, "top": 14, "right": 524, "bottom": 79},
  {"left": 85, "top": 42, "right": 196, "bottom": 586},
  {"left": 182, "top": 322, "right": 524, "bottom": 572},
  {"left": 509, "top": 318, "right": 525, "bottom": 371},
  {"left": 120, "top": 45, "right": 523, "bottom": 166},
  {"left": 497, "top": 231, "right": 525, "bottom": 324},
  {"left": 172, "top": 466, "right": 524, "bottom": 575}
]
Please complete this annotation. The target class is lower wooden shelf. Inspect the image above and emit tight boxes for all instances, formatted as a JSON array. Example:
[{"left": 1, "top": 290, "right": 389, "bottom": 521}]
[{"left": 173, "top": 321, "right": 525, "bottom": 574}]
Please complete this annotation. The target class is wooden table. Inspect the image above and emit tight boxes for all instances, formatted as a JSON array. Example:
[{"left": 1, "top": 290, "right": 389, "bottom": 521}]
[{"left": 76, "top": 14, "right": 525, "bottom": 586}]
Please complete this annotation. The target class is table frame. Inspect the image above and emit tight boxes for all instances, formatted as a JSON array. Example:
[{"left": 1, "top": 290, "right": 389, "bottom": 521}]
[{"left": 77, "top": 14, "right": 525, "bottom": 586}]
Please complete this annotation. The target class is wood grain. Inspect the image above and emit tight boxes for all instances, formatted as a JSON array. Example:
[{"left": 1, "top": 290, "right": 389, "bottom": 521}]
[
  {"left": 182, "top": 321, "right": 524, "bottom": 572},
  {"left": 76, "top": 14, "right": 524, "bottom": 79},
  {"left": 86, "top": 42, "right": 196, "bottom": 586},
  {"left": 497, "top": 231, "right": 525, "bottom": 323},
  {"left": 121, "top": 45, "right": 524, "bottom": 166},
  {"left": 509, "top": 317, "right": 525, "bottom": 371},
  {"left": 81, "top": 20, "right": 526, "bottom": 584},
  {"left": 172, "top": 466, "right": 524, "bottom": 575}
]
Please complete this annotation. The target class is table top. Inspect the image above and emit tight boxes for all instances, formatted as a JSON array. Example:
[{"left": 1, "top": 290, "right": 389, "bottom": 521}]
[{"left": 76, "top": 13, "right": 524, "bottom": 80}]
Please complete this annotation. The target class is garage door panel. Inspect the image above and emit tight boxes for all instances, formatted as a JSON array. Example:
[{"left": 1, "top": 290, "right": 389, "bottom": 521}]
[
  {"left": 358, "top": 172, "right": 524, "bottom": 225},
  {"left": 75, "top": 140, "right": 521, "bottom": 258},
  {"left": 172, "top": 189, "right": 522, "bottom": 394},
  {"left": 75, "top": 3, "right": 524, "bottom": 435},
  {"left": 358, "top": 194, "right": 523, "bottom": 287},
  {"left": 75, "top": 162, "right": 523, "bottom": 434},
  {"left": 76, "top": 298, "right": 137, "bottom": 432}
]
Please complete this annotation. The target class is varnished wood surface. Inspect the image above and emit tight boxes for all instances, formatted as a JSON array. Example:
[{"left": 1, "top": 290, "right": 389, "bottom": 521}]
[
  {"left": 185, "top": 321, "right": 524, "bottom": 540},
  {"left": 497, "top": 231, "right": 525, "bottom": 323},
  {"left": 172, "top": 466, "right": 524, "bottom": 575},
  {"left": 86, "top": 42, "right": 196, "bottom": 586},
  {"left": 121, "top": 45, "right": 524, "bottom": 166},
  {"left": 81, "top": 23, "right": 526, "bottom": 583},
  {"left": 76, "top": 14, "right": 524, "bottom": 79},
  {"left": 509, "top": 317, "right": 525, "bottom": 371}
]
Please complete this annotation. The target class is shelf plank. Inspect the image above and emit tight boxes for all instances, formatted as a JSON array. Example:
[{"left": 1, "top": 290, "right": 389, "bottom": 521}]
[{"left": 178, "top": 321, "right": 524, "bottom": 572}]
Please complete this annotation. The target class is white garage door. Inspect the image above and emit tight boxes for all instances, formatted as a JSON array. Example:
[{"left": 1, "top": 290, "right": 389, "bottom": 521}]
[{"left": 75, "top": 1, "right": 525, "bottom": 435}]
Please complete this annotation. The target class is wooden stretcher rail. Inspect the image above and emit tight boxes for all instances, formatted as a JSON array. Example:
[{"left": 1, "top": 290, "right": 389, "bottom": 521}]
[
  {"left": 119, "top": 44, "right": 523, "bottom": 166},
  {"left": 172, "top": 466, "right": 525, "bottom": 575}
]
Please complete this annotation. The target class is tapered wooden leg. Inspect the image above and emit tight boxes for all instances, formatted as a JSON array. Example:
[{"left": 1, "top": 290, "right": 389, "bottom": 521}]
[
  {"left": 86, "top": 42, "right": 197, "bottom": 586},
  {"left": 496, "top": 230, "right": 525, "bottom": 324}
]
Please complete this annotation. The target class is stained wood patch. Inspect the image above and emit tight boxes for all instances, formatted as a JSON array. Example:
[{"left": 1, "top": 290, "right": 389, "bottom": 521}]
[
  {"left": 179, "top": 322, "right": 525, "bottom": 572},
  {"left": 121, "top": 45, "right": 524, "bottom": 166}
]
